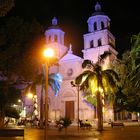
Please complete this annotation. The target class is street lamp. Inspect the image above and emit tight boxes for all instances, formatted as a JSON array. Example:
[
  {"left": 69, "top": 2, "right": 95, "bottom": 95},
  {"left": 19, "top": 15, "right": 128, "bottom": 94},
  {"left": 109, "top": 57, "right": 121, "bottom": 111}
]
[
  {"left": 17, "top": 99, "right": 24, "bottom": 116},
  {"left": 27, "top": 92, "right": 33, "bottom": 99},
  {"left": 43, "top": 47, "right": 54, "bottom": 140},
  {"left": 71, "top": 81, "right": 80, "bottom": 131}
]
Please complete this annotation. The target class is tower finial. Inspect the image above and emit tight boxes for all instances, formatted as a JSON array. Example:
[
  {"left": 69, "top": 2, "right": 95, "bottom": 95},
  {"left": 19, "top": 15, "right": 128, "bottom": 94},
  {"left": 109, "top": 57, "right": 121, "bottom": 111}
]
[
  {"left": 52, "top": 17, "right": 58, "bottom": 26},
  {"left": 95, "top": 2, "right": 101, "bottom": 12}
]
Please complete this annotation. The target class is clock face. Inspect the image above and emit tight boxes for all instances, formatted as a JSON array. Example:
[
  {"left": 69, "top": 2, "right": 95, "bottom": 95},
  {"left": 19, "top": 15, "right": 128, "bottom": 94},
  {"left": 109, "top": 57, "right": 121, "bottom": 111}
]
[{"left": 67, "top": 68, "right": 73, "bottom": 76}]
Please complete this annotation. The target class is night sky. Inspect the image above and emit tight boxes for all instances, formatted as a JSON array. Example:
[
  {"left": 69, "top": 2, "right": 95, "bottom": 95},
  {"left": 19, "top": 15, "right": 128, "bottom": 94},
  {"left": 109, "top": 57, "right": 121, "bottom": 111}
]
[{"left": 7, "top": 0, "right": 140, "bottom": 57}]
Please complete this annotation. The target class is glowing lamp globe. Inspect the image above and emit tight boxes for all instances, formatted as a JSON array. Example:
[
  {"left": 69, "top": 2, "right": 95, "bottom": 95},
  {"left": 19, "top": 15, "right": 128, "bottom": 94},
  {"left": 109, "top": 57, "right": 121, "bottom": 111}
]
[
  {"left": 44, "top": 48, "right": 54, "bottom": 58},
  {"left": 27, "top": 92, "right": 33, "bottom": 99}
]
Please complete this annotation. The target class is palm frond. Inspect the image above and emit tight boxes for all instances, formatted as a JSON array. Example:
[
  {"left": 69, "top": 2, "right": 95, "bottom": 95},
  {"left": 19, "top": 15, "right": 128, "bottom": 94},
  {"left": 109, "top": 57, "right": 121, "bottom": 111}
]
[
  {"left": 74, "top": 59, "right": 120, "bottom": 108},
  {"left": 102, "top": 70, "right": 119, "bottom": 94},
  {"left": 84, "top": 96, "right": 97, "bottom": 106},
  {"left": 33, "top": 72, "right": 62, "bottom": 96},
  {"left": 48, "top": 73, "right": 62, "bottom": 96},
  {"left": 82, "top": 60, "right": 94, "bottom": 69},
  {"left": 75, "top": 70, "right": 92, "bottom": 85},
  {"left": 103, "top": 69, "right": 120, "bottom": 82},
  {"left": 88, "top": 74, "right": 98, "bottom": 94},
  {"left": 98, "top": 51, "right": 111, "bottom": 63}
]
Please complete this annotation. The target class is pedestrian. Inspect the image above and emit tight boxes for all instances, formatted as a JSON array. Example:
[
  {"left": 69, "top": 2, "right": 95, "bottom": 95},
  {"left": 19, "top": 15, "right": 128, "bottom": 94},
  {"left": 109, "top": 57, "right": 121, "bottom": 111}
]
[{"left": 4, "top": 118, "right": 9, "bottom": 127}]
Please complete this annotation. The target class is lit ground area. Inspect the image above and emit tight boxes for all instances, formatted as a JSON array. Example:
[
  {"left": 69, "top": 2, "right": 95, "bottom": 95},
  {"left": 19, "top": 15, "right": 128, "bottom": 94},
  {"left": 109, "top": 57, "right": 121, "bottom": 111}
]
[{"left": 0, "top": 124, "right": 140, "bottom": 140}]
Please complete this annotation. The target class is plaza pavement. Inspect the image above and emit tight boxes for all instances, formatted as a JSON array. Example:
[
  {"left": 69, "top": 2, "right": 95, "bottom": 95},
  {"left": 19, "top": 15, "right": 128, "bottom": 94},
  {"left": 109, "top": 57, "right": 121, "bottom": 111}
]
[{"left": 0, "top": 122, "right": 140, "bottom": 140}]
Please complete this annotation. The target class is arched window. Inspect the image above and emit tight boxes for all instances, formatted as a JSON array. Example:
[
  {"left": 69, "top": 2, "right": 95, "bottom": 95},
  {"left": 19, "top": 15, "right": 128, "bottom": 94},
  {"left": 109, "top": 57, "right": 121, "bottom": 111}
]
[
  {"left": 54, "top": 35, "right": 58, "bottom": 42},
  {"left": 101, "top": 21, "right": 104, "bottom": 29},
  {"left": 90, "top": 40, "right": 94, "bottom": 48},
  {"left": 98, "top": 39, "right": 102, "bottom": 46},
  {"left": 94, "top": 22, "right": 97, "bottom": 31}
]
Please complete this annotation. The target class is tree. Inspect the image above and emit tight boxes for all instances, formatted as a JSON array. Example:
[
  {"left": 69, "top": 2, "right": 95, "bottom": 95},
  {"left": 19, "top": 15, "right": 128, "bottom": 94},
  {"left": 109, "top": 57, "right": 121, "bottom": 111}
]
[
  {"left": 5, "top": 107, "right": 20, "bottom": 119},
  {"left": 130, "top": 33, "right": 140, "bottom": 88},
  {"left": 75, "top": 60, "right": 119, "bottom": 131},
  {"left": 0, "top": 16, "right": 44, "bottom": 81},
  {"left": 34, "top": 72, "right": 62, "bottom": 96},
  {"left": 0, "top": 0, "right": 15, "bottom": 17},
  {"left": 111, "top": 33, "right": 140, "bottom": 113},
  {"left": 110, "top": 52, "right": 131, "bottom": 111},
  {"left": 0, "top": 79, "right": 21, "bottom": 127},
  {"left": 0, "top": 80, "right": 7, "bottom": 127},
  {"left": 24, "top": 72, "right": 62, "bottom": 128}
]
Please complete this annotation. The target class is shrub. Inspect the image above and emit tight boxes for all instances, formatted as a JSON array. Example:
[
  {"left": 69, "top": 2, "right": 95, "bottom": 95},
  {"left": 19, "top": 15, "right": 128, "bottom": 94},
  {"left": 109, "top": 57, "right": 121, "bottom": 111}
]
[{"left": 56, "top": 117, "right": 72, "bottom": 131}]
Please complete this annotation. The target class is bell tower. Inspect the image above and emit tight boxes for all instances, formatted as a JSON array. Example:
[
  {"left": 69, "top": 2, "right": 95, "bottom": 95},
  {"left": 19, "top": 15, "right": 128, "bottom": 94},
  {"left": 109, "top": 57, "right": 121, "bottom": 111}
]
[
  {"left": 82, "top": 2, "right": 118, "bottom": 65},
  {"left": 45, "top": 17, "right": 64, "bottom": 45},
  {"left": 45, "top": 17, "right": 68, "bottom": 59}
]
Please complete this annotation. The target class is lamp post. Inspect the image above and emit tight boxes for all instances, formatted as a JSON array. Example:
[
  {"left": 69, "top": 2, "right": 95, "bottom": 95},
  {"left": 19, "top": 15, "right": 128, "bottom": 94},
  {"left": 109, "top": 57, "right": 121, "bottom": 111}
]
[
  {"left": 39, "top": 75, "right": 44, "bottom": 128},
  {"left": 77, "top": 85, "right": 80, "bottom": 131},
  {"left": 71, "top": 81, "right": 80, "bottom": 131},
  {"left": 43, "top": 48, "right": 54, "bottom": 140},
  {"left": 17, "top": 99, "right": 22, "bottom": 112}
]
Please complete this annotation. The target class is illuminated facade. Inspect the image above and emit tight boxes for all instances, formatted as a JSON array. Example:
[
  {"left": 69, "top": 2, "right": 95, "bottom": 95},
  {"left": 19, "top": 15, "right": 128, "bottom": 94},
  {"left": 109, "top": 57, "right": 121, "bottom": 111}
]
[{"left": 36, "top": 2, "right": 118, "bottom": 123}]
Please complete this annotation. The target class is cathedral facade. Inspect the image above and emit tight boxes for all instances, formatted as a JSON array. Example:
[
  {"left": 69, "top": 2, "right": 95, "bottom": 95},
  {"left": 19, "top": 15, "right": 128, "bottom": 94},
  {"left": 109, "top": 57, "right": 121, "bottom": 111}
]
[{"left": 35, "top": 2, "right": 118, "bottom": 123}]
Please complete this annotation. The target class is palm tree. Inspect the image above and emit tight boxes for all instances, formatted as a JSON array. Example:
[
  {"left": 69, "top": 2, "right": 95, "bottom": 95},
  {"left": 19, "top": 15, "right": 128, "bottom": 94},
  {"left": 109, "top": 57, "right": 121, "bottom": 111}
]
[
  {"left": 130, "top": 33, "right": 140, "bottom": 88},
  {"left": 34, "top": 72, "right": 62, "bottom": 95},
  {"left": 31, "top": 72, "right": 62, "bottom": 128},
  {"left": 75, "top": 60, "right": 120, "bottom": 131}
]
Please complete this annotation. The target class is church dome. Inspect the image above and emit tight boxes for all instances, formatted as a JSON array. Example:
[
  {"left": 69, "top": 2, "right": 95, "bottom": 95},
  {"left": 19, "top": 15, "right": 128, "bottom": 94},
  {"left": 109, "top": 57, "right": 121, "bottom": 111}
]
[
  {"left": 48, "top": 17, "right": 62, "bottom": 30},
  {"left": 92, "top": 2, "right": 105, "bottom": 16}
]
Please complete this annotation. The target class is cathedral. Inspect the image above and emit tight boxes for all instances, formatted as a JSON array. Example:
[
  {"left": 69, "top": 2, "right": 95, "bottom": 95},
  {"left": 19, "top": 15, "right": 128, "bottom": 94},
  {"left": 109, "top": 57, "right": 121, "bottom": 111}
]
[{"left": 25, "top": 2, "right": 118, "bottom": 123}]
